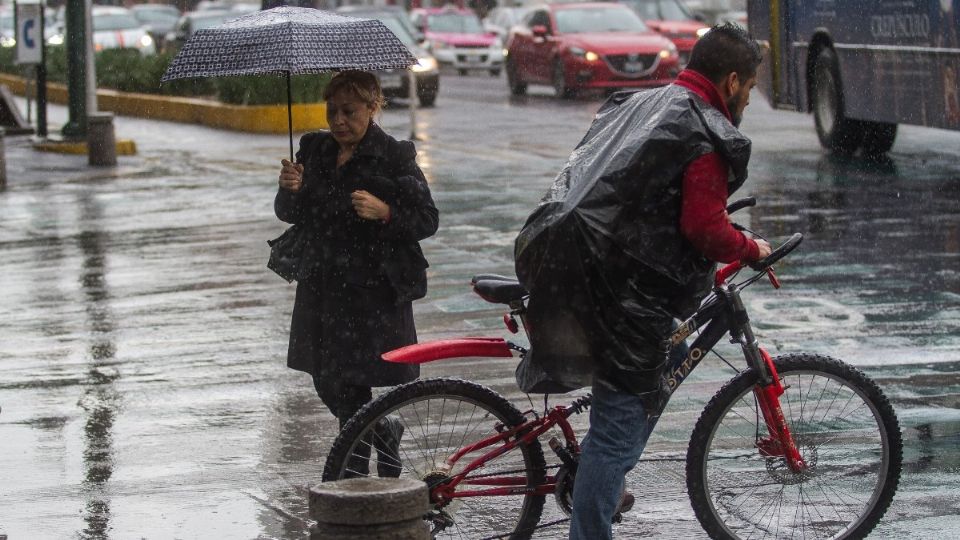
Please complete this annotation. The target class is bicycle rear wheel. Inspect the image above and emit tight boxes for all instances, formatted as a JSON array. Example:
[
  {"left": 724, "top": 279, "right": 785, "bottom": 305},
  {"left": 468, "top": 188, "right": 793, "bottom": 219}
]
[
  {"left": 322, "top": 378, "right": 547, "bottom": 539},
  {"left": 687, "top": 354, "right": 902, "bottom": 539}
]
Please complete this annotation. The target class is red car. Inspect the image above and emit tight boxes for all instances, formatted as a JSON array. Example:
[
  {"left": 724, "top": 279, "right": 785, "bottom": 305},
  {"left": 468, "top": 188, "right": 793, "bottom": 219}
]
[
  {"left": 505, "top": 3, "right": 680, "bottom": 98},
  {"left": 618, "top": 0, "right": 710, "bottom": 66}
]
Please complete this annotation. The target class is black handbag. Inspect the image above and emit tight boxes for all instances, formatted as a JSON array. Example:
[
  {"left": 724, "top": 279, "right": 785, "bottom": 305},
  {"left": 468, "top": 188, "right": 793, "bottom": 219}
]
[{"left": 267, "top": 224, "right": 307, "bottom": 283}]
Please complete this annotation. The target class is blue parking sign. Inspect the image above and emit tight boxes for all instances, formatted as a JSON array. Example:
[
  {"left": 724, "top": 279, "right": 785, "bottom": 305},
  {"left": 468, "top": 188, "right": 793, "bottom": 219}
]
[{"left": 15, "top": 1, "right": 43, "bottom": 65}]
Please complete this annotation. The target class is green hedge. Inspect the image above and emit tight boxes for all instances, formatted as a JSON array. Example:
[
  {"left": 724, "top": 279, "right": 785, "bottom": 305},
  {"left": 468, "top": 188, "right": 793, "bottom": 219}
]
[{"left": 0, "top": 46, "right": 329, "bottom": 105}]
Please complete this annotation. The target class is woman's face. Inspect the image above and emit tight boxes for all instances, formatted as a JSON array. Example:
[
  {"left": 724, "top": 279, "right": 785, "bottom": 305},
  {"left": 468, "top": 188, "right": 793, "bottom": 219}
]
[{"left": 326, "top": 90, "right": 375, "bottom": 148}]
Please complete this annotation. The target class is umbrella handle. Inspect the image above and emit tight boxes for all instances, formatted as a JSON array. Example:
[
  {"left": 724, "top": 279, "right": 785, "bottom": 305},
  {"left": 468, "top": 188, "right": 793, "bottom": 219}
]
[{"left": 287, "top": 71, "right": 294, "bottom": 162}]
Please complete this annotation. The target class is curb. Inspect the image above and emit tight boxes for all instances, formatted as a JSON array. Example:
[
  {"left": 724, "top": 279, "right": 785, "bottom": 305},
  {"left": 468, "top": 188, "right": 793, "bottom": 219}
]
[
  {"left": 33, "top": 137, "right": 137, "bottom": 156},
  {"left": 0, "top": 73, "right": 329, "bottom": 134}
]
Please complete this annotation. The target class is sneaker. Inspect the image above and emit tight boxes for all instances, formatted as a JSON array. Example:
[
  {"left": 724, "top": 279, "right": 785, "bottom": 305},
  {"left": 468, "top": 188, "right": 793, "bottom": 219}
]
[{"left": 375, "top": 415, "right": 404, "bottom": 477}]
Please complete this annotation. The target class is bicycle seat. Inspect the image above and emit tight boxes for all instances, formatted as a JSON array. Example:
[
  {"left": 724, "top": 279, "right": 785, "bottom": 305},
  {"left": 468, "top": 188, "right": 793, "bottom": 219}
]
[{"left": 471, "top": 274, "right": 528, "bottom": 304}]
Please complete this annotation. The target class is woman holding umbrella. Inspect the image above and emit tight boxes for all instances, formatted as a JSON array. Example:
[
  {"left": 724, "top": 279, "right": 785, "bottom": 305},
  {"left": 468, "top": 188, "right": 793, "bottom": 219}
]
[{"left": 275, "top": 71, "right": 439, "bottom": 474}]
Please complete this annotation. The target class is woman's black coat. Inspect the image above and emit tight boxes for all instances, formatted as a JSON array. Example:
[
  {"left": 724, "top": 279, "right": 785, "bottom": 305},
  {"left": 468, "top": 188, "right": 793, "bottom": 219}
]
[{"left": 274, "top": 124, "right": 439, "bottom": 386}]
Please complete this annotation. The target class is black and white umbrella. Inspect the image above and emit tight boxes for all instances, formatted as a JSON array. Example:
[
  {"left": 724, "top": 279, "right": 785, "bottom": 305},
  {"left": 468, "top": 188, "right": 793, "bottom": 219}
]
[{"left": 161, "top": 6, "right": 416, "bottom": 159}]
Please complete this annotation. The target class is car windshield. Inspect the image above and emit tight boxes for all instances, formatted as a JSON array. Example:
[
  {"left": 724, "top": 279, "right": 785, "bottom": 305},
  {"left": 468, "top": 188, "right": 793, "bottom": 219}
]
[
  {"left": 0, "top": 16, "right": 13, "bottom": 32},
  {"left": 193, "top": 13, "right": 234, "bottom": 31},
  {"left": 555, "top": 7, "right": 648, "bottom": 33},
  {"left": 621, "top": 0, "right": 693, "bottom": 21},
  {"left": 94, "top": 13, "right": 142, "bottom": 31},
  {"left": 374, "top": 16, "right": 416, "bottom": 47},
  {"left": 428, "top": 12, "right": 483, "bottom": 33},
  {"left": 133, "top": 10, "right": 179, "bottom": 24}
]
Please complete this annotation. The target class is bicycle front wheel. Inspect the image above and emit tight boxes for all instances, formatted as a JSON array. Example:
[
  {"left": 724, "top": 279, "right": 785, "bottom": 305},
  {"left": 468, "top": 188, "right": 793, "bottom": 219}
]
[
  {"left": 322, "top": 378, "right": 547, "bottom": 539},
  {"left": 687, "top": 354, "right": 902, "bottom": 540}
]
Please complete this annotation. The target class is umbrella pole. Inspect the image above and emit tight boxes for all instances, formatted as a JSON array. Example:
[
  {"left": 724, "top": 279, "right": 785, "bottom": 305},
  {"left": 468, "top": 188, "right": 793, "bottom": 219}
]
[{"left": 286, "top": 71, "right": 294, "bottom": 162}]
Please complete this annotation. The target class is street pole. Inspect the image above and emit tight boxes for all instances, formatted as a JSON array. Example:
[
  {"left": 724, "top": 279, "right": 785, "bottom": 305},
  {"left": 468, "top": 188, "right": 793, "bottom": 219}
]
[
  {"left": 408, "top": 70, "right": 418, "bottom": 141},
  {"left": 84, "top": 0, "right": 97, "bottom": 115},
  {"left": 61, "top": 0, "right": 87, "bottom": 138},
  {"left": 37, "top": 8, "right": 47, "bottom": 138}
]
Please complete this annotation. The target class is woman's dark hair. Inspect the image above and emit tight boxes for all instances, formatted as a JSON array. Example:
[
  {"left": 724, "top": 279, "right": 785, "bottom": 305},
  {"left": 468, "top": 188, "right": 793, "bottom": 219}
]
[
  {"left": 323, "top": 70, "right": 386, "bottom": 113},
  {"left": 686, "top": 23, "right": 762, "bottom": 84}
]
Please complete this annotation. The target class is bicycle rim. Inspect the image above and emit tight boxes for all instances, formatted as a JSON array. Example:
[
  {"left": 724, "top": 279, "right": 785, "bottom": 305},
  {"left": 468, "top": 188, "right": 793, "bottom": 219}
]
[
  {"left": 695, "top": 357, "right": 899, "bottom": 539},
  {"left": 323, "top": 379, "right": 546, "bottom": 540}
]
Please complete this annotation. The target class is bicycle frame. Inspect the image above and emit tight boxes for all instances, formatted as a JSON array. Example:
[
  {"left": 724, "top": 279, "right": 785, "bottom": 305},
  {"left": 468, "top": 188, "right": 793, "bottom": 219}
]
[{"left": 429, "top": 398, "right": 587, "bottom": 504}]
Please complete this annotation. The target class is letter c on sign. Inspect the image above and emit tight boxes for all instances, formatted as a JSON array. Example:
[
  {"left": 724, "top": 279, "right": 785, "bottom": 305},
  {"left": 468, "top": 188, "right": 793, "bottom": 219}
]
[{"left": 23, "top": 19, "right": 35, "bottom": 48}]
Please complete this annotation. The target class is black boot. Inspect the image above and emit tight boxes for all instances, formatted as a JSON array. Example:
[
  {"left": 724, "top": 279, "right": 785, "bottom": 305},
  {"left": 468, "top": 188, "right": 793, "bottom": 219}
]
[{"left": 375, "top": 415, "right": 404, "bottom": 478}]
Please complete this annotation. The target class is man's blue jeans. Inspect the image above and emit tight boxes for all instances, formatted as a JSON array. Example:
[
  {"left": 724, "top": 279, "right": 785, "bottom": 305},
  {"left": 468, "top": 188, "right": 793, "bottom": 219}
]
[{"left": 568, "top": 382, "right": 659, "bottom": 540}]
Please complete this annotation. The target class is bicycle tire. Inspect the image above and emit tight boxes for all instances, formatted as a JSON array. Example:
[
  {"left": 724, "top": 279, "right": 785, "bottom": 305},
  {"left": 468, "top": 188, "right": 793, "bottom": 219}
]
[
  {"left": 322, "top": 377, "right": 547, "bottom": 540},
  {"left": 686, "top": 354, "right": 902, "bottom": 540}
]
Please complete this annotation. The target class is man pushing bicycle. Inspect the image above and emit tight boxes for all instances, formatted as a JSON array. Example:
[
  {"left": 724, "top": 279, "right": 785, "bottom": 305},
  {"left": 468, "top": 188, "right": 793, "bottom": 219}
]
[{"left": 514, "top": 23, "right": 772, "bottom": 539}]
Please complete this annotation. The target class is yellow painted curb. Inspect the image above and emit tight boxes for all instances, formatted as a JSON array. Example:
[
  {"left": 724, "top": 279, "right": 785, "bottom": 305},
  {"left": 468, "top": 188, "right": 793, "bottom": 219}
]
[
  {"left": 0, "top": 73, "right": 328, "bottom": 133},
  {"left": 33, "top": 138, "right": 138, "bottom": 156}
]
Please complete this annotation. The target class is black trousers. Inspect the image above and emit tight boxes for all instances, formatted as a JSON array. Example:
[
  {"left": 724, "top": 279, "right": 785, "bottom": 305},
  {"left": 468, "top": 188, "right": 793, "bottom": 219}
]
[{"left": 312, "top": 370, "right": 372, "bottom": 429}]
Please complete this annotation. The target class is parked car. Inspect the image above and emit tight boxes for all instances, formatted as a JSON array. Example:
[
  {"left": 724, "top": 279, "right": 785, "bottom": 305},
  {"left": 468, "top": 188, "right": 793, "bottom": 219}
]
[
  {"left": 0, "top": 10, "right": 14, "bottom": 48},
  {"left": 337, "top": 4, "right": 424, "bottom": 43},
  {"left": 92, "top": 7, "right": 157, "bottom": 55},
  {"left": 163, "top": 9, "right": 242, "bottom": 54},
  {"left": 131, "top": 4, "right": 180, "bottom": 49},
  {"left": 482, "top": 6, "right": 531, "bottom": 42},
  {"left": 411, "top": 7, "right": 503, "bottom": 76},
  {"left": 47, "top": 7, "right": 156, "bottom": 55},
  {"left": 505, "top": 2, "right": 679, "bottom": 97},
  {"left": 618, "top": 0, "right": 709, "bottom": 66},
  {"left": 335, "top": 6, "right": 440, "bottom": 107}
]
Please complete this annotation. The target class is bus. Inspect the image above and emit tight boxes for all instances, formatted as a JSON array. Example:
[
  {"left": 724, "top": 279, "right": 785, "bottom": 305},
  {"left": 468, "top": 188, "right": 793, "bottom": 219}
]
[{"left": 747, "top": 0, "right": 960, "bottom": 154}]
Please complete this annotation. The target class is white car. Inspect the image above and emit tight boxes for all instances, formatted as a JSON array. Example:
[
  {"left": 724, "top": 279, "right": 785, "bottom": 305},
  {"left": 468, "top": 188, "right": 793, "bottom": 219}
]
[
  {"left": 49, "top": 6, "right": 156, "bottom": 55},
  {"left": 92, "top": 7, "right": 156, "bottom": 55}
]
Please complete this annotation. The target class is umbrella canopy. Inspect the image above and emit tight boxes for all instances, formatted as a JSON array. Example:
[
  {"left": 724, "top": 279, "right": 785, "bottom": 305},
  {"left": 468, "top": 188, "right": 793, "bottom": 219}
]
[{"left": 161, "top": 6, "right": 417, "bottom": 159}]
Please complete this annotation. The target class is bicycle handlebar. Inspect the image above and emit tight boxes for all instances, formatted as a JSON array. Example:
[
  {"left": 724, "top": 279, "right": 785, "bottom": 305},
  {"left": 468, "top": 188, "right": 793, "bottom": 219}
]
[
  {"left": 726, "top": 196, "right": 756, "bottom": 215},
  {"left": 716, "top": 232, "right": 804, "bottom": 286},
  {"left": 749, "top": 233, "right": 803, "bottom": 271}
]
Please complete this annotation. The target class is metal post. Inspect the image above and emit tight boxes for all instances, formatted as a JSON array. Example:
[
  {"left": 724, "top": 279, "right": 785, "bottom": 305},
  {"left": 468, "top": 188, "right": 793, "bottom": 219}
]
[
  {"left": 61, "top": 0, "right": 87, "bottom": 138},
  {"left": 37, "top": 41, "right": 47, "bottom": 137},
  {"left": 84, "top": 0, "right": 97, "bottom": 114},
  {"left": 0, "top": 128, "right": 7, "bottom": 190}
]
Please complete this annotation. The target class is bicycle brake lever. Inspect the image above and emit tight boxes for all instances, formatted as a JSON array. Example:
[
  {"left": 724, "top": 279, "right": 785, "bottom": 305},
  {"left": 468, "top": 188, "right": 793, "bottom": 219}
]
[{"left": 766, "top": 268, "right": 781, "bottom": 289}]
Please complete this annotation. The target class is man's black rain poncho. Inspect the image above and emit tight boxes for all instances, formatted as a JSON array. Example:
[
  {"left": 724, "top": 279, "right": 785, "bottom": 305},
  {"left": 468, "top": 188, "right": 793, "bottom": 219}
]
[{"left": 514, "top": 83, "right": 752, "bottom": 412}]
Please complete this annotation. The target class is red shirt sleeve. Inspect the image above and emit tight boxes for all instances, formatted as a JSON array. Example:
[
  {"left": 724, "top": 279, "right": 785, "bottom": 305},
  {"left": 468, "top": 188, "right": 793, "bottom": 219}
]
[{"left": 680, "top": 152, "right": 760, "bottom": 263}]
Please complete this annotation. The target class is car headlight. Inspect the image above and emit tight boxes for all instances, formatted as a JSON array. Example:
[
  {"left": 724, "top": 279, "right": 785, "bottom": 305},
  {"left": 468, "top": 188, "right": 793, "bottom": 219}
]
[
  {"left": 47, "top": 34, "right": 64, "bottom": 46},
  {"left": 696, "top": 27, "right": 710, "bottom": 38},
  {"left": 139, "top": 34, "right": 154, "bottom": 49},
  {"left": 569, "top": 46, "right": 599, "bottom": 62},
  {"left": 0, "top": 36, "right": 15, "bottom": 48},
  {"left": 411, "top": 56, "right": 438, "bottom": 73}
]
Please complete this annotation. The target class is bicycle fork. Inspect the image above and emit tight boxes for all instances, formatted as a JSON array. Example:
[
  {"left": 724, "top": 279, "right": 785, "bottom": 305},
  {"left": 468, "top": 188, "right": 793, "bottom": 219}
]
[
  {"left": 724, "top": 284, "right": 808, "bottom": 474},
  {"left": 753, "top": 348, "right": 807, "bottom": 473}
]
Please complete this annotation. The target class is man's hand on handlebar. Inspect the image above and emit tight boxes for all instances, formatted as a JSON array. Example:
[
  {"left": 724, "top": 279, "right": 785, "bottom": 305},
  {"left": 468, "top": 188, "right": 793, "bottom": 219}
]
[{"left": 754, "top": 239, "right": 772, "bottom": 260}]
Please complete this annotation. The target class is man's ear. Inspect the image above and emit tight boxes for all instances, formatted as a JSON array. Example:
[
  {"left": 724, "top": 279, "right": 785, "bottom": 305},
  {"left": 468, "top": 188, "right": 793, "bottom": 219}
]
[{"left": 722, "top": 71, "right": 741, "bottom": 99}]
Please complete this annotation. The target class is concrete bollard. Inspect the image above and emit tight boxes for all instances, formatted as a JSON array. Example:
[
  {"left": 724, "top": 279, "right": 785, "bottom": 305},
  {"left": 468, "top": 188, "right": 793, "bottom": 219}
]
[
  {"left": 87, "top": 112, "right": 117, "bottom": 166},
  {"left": 309, "top": 477, "right": 430, "bottom": 540}
]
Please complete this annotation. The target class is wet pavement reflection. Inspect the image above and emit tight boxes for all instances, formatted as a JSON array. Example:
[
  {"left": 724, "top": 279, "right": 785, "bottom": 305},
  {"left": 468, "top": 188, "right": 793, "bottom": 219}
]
[{"left": 1, "top": 73, "right": 959, "bottom": 539}]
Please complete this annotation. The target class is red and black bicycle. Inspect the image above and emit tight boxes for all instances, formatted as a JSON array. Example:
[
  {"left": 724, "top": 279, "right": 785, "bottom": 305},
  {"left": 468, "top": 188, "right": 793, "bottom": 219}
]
[{"left": 322, "top": 198, "right": 902, "bottom": 540}]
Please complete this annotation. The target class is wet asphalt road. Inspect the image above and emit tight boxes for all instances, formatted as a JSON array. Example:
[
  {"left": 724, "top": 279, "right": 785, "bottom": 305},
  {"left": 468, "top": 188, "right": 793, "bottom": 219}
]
[{"left": 1, "top": 71, "right": 959, "bottom": 539}]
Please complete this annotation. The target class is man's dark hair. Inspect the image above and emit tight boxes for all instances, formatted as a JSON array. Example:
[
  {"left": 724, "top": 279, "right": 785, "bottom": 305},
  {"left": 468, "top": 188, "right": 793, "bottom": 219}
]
[{"left": 686, "top": 23, "right": 762, "bottom": 84}]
